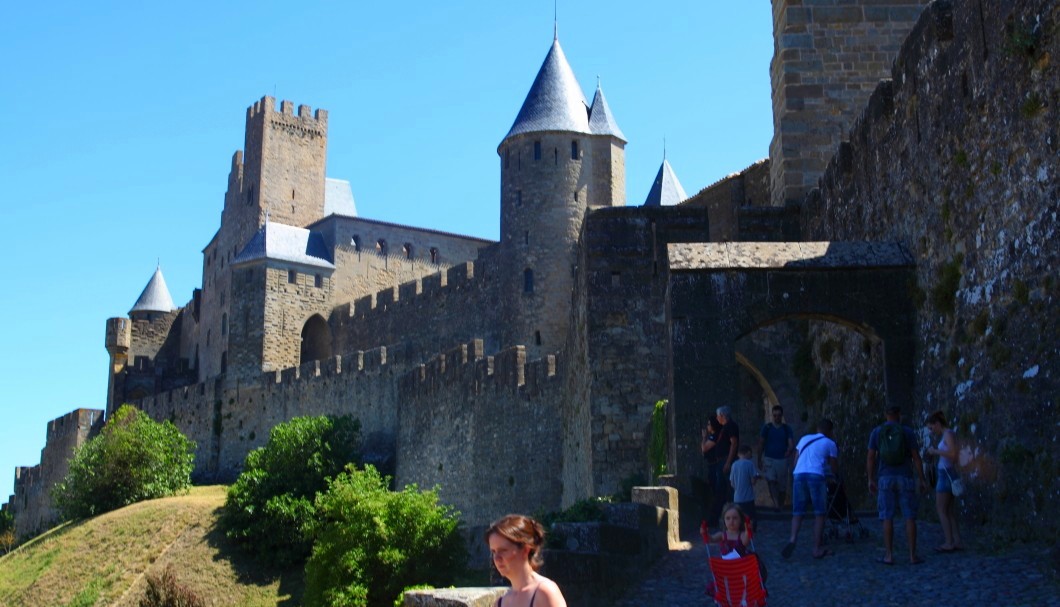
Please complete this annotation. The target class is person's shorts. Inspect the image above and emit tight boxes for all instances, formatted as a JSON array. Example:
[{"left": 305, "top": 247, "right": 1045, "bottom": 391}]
[
  {"left": 762, "top": 456, "right": 789, "bottom": 483},
  {"left": 936, "top": 467, "right": 959, "bottom": 493},
  {"left": 877, "top": 475, "right": 918, "bottom": 520},
  {"left": 792, "top": 473, "right": 827, "bottom": 516}
]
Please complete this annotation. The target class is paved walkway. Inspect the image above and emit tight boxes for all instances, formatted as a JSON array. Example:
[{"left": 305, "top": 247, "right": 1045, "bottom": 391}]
[{"left": 616, "top": 511, "right": 1060, "bottom": 606}]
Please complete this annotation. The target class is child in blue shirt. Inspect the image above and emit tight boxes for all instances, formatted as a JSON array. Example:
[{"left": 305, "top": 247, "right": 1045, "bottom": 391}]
[{"left": 730, "top": 445, "right": 762, "bottom": 531}]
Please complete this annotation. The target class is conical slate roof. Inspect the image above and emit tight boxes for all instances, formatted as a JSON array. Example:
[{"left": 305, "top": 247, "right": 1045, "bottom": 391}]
[
  {"left": 503, "top": 38, "right": 590, "bottom": 141},
  {"left": 588, "top": 83, "right": 625, "bottom": 142},
  {"left": 232, "top": 221, "right": 334, "bottom": 270},
  {"left": 642, "top": 159, "right": 689, "bottom": 207},
  {"left": 130, "top": 266, "right": 176, "bottom": 314}
]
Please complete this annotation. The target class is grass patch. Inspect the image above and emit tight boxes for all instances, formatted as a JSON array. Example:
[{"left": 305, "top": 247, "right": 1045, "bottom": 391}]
[{"left": 0, "top": 486, "right": 303, "bottom": 607}]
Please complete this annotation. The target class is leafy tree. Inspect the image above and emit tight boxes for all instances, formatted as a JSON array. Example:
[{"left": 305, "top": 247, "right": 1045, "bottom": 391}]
[
  {"left": 221, "top": 415, "right": 360, "bottom": 566},
  {"left": 51, "top": 405, "right": 195, "bottom": 520},
  {"left": 0, "top": 508, "right": 12, "bottom": 535},
  {"left": 303, "top": 465, "right": 466, "bottom": 607}
]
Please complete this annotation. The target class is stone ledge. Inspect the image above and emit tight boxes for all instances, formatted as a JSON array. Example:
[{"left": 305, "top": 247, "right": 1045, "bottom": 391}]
[{"left": 403, "top": 587, "right": 506, "bottom": 607}]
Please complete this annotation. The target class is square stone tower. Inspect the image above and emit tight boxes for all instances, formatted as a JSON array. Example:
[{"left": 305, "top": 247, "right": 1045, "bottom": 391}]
[{"left": 769, "top": 1, "right": 930, "bottom": 206}]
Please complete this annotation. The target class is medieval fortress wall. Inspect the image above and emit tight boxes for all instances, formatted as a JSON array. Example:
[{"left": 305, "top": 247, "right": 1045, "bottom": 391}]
[
  {"left": 802, "top": 0, "right": 1059, "bottom": 532},
  {"left": 7, "top": 0, "right": 1057, "bottom": 539}
]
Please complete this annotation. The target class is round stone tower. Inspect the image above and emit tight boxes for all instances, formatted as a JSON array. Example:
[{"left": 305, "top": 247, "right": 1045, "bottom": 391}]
[{"left": 497, "top": 35, "right": 625, "bottom": 356}]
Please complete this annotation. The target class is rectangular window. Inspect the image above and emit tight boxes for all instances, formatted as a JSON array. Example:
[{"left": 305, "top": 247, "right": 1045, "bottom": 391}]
[
  {"left": 315, "top": 274, "right": 323, "bottom": 288},
  {"left": 516, "top": 190, "right": 522, "bottom": 206},
  {"left": 571, "top": 140, "right": 578, "bottom": 159},
  {"left": 288, "top": 270, "right": 297, "bottom": 284},
  {"left": 533, "top": 141, "right": 541, "bottom": 160}
]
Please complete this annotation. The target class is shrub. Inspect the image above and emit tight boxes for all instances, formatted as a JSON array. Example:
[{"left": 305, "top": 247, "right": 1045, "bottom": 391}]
[
  {"left": 0, "top": 529, "right": 15, "bottom": 555},
  {"left": 649, "top": 399, "right": 668, "bottom": 481},
  {"left": 303, "top": 465, "right": 466, "bottom": 607},
  {"left": 51, "top": 405, "right": 195, "bottom": 520},
  {"left": 140, "top": 565, "right": 205, "bottom": 607},
  {"left": 221, "top": 415, "right": 360, "bottom": 567}
]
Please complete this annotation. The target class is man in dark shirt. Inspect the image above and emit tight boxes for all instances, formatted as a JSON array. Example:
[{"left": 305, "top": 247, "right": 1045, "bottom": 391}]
[
  {"left": 705, "top": 405, "right": 740, "bottom": 524},
  {"left": 758, "top": 404, "right": 794, "bottom": 509}
]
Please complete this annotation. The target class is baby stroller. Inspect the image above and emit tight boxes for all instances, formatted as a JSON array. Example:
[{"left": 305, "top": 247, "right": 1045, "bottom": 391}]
[
  {"left": 701, "top": 520, "right": 768, "bottom": 607},
  {"left": 823, "top": 475, "right": 870, "bottom": 542}
]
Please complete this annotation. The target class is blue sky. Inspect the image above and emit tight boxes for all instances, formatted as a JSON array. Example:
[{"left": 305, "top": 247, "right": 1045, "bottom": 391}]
[{"left": 0, "top": 2, "right": 773, "bottom": 501}]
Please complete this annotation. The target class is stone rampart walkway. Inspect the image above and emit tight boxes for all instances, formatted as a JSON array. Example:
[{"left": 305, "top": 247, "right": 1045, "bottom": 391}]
[{"left": 615, "top": 512, "right": 1059, "bottom": 606}]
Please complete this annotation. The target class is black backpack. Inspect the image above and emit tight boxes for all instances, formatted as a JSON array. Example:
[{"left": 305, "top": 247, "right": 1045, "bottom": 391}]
[{"left": 878, "top": 424, "right": 908, "bottom": 466}]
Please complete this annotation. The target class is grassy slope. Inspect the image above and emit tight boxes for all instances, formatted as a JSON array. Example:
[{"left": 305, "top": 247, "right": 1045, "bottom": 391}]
[{"left": 0, "top": 486, "right": 304, "bottom": 607}]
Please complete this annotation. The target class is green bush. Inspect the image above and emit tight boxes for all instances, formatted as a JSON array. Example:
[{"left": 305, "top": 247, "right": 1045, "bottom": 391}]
[
  {"left": 51, "top": 405, "right": 195, "bottom": 520},
  {"left": 303, "top": 465, "right": 466, "bottom": 607},
  {"left": 649, "top": 399, "right": 668, "bottom": 481},
  {"left": 221, "top": 415, "right": 360, "bottom": 567}
]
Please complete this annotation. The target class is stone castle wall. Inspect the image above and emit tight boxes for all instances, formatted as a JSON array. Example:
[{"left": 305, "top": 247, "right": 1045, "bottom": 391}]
[
  {"left": 583, "top": 206, "right": 711, "bottom": 494},
  {"left": 329, "top": 248, "right": 519, "bottom": 356},
  {"left": 397, "top": 342, "right": 567, "bottom": 526},
  {"left": 316, "top": 216, "right": 491, "bottom": 309},
  {"left": 136, "top": 343, "right": 413, "bottom": 482},
  {"left": 8, "top": 409, "right": 103, "bottom": 539},
  {"left": 801, "top": 0, "right": 1059, "bottom": 534},
  {"left": 770, "top": 0, "right": 930, "bottom": 206},
  {"left": 683, "top": 159, "right": 771, "bottom": 241}
]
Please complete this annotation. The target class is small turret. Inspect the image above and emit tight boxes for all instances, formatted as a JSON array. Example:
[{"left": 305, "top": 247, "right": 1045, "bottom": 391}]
[
  {"left": 642, "top": 158, "right": 688, "bottom": 207},
  {"left": 129, "top": 265, "right": 176, "bottom": 321},
  {"left": 587, "top": 81, "right": 626, "bottom": 207}
]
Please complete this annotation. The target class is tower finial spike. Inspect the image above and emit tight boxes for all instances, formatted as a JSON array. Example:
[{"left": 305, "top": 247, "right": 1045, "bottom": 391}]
[
  {"left": 663, "top": 136, "right": 667, "bottom": 161},
  {"left": 554, "top": 0, "right": 558, "bottom": 40},
  {"left": 597, "top": 75, "right": 601, "bottom": 89}
]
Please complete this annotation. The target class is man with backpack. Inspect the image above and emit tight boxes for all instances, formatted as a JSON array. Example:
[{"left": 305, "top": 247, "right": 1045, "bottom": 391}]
[{"left": 867, "top": 405, "right": 929, "bottom": 565}]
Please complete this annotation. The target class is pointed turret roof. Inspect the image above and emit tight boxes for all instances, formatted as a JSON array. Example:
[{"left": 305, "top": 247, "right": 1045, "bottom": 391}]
[
  {"left": 588, "top": 83, "right": 625, "bottom": 142},
  {"left": 130, "top": 266, "right": 176, "bottom": 314},
  {"left": 642, "top": 159, "right": 689, "bottom": 207},
  {"left": 504, "top": 37, "right": 590, "bottom": 141},
  {"left": 232, "top": 221, "right": 334, "bottom": 270}
]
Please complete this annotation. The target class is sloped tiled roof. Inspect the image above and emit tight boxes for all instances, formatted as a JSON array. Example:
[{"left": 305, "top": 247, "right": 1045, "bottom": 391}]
[
  {"left": 588, "top": 83, "right": 625, "bottom": 142},
  {"left": 324, "top": 178, "right": 357, "bottom": 217},
  {"left": 233, "top": 221, "right": 334, "bottom": 269},
  {"left": 503, "top": 38, "right": 590, "bottom": 141},
  {"left": 130, "top": 266, "right": 176, "bottom": 314},
  {"left": 643, "top": 159, "right": 689, "bottom": 207}
]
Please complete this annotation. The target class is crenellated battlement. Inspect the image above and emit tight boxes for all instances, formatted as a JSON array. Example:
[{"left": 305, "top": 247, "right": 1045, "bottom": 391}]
[
  {"left": 45, "top": 409, "right": 103, "bottom": 444},
  {"left": 346, "top": 261, "right": 478, "bottom": 321},
  {"left": 246, "top": 95, "right": 328, "bottom": 128},
  {"left": 400, "top": 340, "right": 558, "bottom": 397}
]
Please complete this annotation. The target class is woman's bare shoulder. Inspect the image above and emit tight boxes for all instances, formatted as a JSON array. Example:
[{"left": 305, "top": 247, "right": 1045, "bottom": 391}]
[{"left": 536, "top": 576, "right": 567, "bottom": 607}]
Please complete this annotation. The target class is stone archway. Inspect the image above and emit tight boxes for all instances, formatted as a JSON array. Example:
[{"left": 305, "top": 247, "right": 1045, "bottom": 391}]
[
  {"left": 666, "top": 241, "right": 916, "bottom": 477},
  {"left": 300, "top": 314, "right": 332, "bottom": 365}
]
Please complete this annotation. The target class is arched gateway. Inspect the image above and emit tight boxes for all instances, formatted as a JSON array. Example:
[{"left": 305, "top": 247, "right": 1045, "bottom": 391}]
[{"left": 666, "top": 241, "right": 917, "bottom": 477}]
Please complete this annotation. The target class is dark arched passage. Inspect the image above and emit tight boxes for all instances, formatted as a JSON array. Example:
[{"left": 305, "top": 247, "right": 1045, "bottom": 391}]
[
  {"left": 300, "top": 314, "right": 332, "bottom": 364},
  {"left": 666, "top": 241, "right": 917, "bottom": 477}
]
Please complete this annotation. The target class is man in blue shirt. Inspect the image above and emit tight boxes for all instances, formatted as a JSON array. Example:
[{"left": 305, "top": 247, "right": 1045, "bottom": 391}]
[
  {"left": 867, "top": 406, "right": 929, "bottom": 565},
  {"left": 758, "top": 404, "right": 794, "bottom": 509}
]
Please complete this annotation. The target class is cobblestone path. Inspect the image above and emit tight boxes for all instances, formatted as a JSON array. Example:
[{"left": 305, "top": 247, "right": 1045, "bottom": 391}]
[{"left": 615, "top": 512, "right": 1059, "bottom": 607}]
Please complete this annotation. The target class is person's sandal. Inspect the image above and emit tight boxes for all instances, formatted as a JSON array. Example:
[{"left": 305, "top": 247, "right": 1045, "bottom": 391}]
[{"left": 781, "top": 542, "right": 795, "bottom": 559}]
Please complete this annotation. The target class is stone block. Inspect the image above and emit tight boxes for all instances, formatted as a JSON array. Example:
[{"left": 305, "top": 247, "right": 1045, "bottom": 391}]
[
  {"left": 551, "top": 521, "right": 640, "bottom": 555},
  {"left": 813, "top": 7, "right": 864, "bottom": 25},
  {"left": 631, "top": 486, "right": 678, "bottom": 511},
  {"left": 403, "top": 588, "right": 506, "bottom": 607}
]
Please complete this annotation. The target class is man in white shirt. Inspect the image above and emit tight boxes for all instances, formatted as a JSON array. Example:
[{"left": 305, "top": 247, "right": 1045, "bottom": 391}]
[{"left": 781, "top": 419, "right": 839, "bottom": 560}]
